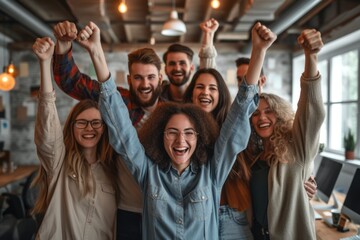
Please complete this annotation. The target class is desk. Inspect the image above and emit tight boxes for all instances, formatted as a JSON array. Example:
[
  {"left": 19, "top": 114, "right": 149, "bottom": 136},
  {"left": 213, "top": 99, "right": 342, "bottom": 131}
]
[
  {"left": 0, "top": 165, "right": 38, "bottom": 188},
  {"left": 312, "top": 192, "right": 360, "bottom": 240},
  {"left": 316, "top": 218, "right": 358, "bottom": 240}
]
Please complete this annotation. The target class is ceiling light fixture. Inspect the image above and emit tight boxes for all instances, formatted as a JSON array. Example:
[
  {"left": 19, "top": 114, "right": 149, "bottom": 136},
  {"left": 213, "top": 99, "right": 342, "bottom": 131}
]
[
  {"left": 7, "top": 63, "right": 15, "bottom": 75},
  {"left": 118, "top": 0, "right": 127, "bottom": 13},
  {"left": 0, "top": 71, "right": 16, "bottom": 91},
  {"left": 161, "top": 0, "right": 186, "bottom": 36},
  {"left": 211, "top": 0, "right": 220, "bottom": 9}
]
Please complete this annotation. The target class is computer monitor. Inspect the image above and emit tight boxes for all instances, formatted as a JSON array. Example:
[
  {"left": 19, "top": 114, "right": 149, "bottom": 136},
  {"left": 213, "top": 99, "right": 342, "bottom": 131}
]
[
  {"left": 341, "top": 168, "right": 360, "bottom": 225},
  {"left": 314, "top": 157, "right": 343, "bottom": 209}
]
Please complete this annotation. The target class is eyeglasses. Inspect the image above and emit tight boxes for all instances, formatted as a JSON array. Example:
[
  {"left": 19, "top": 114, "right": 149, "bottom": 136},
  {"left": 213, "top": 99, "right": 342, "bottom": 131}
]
[
  {"left": 164, "top": 129, "right": 198, "bottom": 141},
  {"left": 74, "top": 119, "right": 104, "bottom": 129}
]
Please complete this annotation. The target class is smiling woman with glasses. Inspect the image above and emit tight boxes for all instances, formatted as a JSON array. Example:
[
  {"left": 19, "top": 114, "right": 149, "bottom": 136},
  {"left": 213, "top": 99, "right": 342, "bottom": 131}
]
[{"left": 31, "top": 37, "right": 120, "bottom": 240}]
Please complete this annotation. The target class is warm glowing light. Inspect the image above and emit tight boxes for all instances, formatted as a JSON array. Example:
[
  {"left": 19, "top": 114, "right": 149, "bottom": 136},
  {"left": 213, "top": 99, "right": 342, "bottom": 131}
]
[
  {"left": 0, "top": 72, "right": 16, "bottom": 91},
  {"left": 118, "top": 1, "right": 127, "bottom": 13},
  {"left": 211, "top": 0, "right": 220, "bottom": 9},
  {"left": 7, "top": 63, "right": 15, "bottom": 75},
  {"left": 150, "top": 36, "right": 155, "bottom": 45}
]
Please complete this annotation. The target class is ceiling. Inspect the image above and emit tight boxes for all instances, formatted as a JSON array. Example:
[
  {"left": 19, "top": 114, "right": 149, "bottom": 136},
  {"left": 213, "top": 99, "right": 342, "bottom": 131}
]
[{"left": 0, "top": 0, "right": 360, "bottom": 53}]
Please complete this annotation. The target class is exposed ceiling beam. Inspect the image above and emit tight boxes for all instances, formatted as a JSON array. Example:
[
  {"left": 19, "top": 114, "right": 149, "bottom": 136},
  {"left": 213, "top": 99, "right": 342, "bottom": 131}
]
[
  {"left": 0, "top": 0, "right": 83, "bottom": 52},
  {"left": 241, "top": 0, "right": 322, "bottom": 54},
  {"left": 0, "top": 0, "right": 53, "bottom": 38}
]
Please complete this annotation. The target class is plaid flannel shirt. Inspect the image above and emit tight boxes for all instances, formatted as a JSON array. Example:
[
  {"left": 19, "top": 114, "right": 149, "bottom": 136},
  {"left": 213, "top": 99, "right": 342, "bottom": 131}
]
[{"left": 52, "top": 48, "right": 146, "bottom": 126}]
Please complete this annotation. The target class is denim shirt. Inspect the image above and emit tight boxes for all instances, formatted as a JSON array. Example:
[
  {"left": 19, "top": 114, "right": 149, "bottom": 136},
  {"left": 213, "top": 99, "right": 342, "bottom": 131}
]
[{"left": 99, "top": 77, "right": 258, "bottom": 240}]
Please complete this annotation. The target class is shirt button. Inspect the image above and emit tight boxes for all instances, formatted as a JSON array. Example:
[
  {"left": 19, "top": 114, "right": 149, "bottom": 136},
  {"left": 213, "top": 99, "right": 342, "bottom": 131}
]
[
  {"left": 201, "top": 196, "right": 205, "bottom": 200},
  {"left": 72, "top": 174, "right": 76, "bottom": 178},
  {"left": 177, "top": 219, "right": 183, "bottom": 224}
]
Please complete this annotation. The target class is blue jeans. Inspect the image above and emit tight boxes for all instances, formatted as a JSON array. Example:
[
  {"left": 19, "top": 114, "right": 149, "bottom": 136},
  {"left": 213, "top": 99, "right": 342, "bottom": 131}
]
[{"left": 219, "top": 205, "right": 253, "bottom": 240}]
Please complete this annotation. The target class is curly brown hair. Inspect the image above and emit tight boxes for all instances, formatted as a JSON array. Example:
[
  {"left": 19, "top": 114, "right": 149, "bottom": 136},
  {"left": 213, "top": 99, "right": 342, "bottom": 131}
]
[
  {"left": 256, "top": 93, "right": 294, "bottom": 165},
  {"left": 138, "top": 102, "right": 219, "bottom": 169}
]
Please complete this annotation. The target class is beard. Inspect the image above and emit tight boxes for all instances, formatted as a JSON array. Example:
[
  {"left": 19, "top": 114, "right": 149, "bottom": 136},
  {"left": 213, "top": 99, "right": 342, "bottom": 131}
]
[
  {"left": 130, "top": 83, "right": 162, "bottom": 108},
  {"left": 168, "top": 70, "right": 191, "bottom": 87}
]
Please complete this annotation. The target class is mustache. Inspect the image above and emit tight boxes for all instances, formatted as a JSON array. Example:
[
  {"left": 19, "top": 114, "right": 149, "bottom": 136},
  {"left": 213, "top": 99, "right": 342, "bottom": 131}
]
[{"left": 138, "top": 86, "right": 152, "bottom": 91}]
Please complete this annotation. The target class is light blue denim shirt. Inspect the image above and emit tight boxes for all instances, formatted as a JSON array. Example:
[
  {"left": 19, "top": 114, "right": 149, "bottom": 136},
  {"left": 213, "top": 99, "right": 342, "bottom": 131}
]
[{"left": 99, "top": 77, "right": 258, "bottom": 240}]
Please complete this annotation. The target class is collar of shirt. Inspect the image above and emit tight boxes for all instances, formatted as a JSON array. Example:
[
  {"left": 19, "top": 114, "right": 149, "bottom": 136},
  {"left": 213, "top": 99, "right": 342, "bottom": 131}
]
[{"left": 164, "top": 161, "right": 199, "bottom": 175}]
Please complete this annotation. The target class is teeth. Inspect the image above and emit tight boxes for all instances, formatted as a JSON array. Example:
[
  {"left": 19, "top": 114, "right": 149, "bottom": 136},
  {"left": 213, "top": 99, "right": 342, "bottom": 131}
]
[
  {"left": 83, "top": 134, "right": 95, "bottom": 139},
  {"left": 259, "top": 123, "right": 270, "bottom": 128},
  {"left": 174, "top": 147, "right": 188, "bottom": 153},
  {"left": 140, "top": 89, "right": 151, "bottom": 94},
  {"left": 199, "top": 98, "right": 211, "bottom": 104}
]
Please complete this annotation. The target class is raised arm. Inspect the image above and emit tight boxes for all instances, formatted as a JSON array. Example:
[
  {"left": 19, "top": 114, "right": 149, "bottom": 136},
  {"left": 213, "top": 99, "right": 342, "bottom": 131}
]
[
  {"left": 85, "top": 22, "right": 148, "bottom": 186},
  {"left": 76, "top": 21, "right": 110, "bottom": 82},
  {"left": 33, "top": 37, "right": 64, "bottom": 173},
  {"left": 293, "top": 29, "right": 325, "bottom": 165},
  {"left": 33, "top": 37, "right": 55, "bottom": 93},
  {"left": 297, "top": 29, "right": 323, "bottom": 78},
  {"left": 199, "top": 18, "right": 219, "bottom": 69},
  {"left": 247, "top": 22, "right": 277, "bottom": 85},
  {"left": 52, "top": 21, "right": 102, "bottom": 101},
  {"left": 213, "top": 23, "right": 276, "bottom": 186}
]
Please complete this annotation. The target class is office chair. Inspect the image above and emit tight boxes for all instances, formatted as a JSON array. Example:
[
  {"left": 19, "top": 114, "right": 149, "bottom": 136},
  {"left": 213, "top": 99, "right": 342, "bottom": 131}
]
[
  {"left": 21, "top": 169, "right": 39, "bottom": 215},
  {"left": 0, "top": 169, "right": 39, "bottom": 240},
  {"left": 0, "top": 194, "right": 37, "bottom": 240}
]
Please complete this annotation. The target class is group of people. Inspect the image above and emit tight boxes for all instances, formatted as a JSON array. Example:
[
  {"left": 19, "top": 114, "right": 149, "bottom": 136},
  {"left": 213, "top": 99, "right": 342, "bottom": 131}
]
[{"left": 31, "top": 17, "right": 324, "bottom": 240}]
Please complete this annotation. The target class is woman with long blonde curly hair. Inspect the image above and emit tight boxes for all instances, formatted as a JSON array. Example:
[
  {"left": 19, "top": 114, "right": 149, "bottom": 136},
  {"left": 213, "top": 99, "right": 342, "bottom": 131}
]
[{"left": 248, "top": 28, "right": 325, "bottom": 240}]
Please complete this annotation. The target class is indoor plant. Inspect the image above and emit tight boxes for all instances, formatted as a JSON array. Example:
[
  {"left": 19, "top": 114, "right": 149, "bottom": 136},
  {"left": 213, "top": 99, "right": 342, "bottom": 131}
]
[{"left": 343, "top": 129, "right": 356, "bottom": 160}]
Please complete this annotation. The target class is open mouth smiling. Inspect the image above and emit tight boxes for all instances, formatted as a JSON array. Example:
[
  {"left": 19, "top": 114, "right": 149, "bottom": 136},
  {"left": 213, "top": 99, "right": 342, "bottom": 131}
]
[
  {"left": 258, "top": 122, "right": 271, "bottom": 128},
  {"left": 199, "top": 97, "right": 212, "bottom": 105},
  {"left": 173, "top": 146, "right": 189, "bottom": 155},
  {"left": 82, "top": 133, "right": 96, "bottom": 139}
]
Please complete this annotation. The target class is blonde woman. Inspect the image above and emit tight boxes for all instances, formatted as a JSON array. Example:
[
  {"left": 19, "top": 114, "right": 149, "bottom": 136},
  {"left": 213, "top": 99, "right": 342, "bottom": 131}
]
[{"left": 32, "top": 37, "right": 119, "bottom": 239}]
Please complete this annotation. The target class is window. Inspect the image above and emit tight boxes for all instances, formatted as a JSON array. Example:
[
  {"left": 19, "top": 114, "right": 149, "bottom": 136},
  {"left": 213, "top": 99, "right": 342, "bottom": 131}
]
[{"left": 328, "top": 51, "right": 358, "bottom": 151}]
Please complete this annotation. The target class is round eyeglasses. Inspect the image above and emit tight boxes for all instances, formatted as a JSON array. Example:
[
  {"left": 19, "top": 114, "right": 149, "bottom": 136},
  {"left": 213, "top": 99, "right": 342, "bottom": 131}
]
[
  {"left": 74, "top": 119, "right": 104, "bottom": 129},
  {"left": 164, "top": 129, "right": 198, "bottom": 141}
]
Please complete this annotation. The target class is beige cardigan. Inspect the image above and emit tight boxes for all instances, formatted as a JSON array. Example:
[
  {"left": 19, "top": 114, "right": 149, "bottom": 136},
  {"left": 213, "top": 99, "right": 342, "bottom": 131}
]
[{"left": 267, "top": 74, "right": 325, "bottom": 240}]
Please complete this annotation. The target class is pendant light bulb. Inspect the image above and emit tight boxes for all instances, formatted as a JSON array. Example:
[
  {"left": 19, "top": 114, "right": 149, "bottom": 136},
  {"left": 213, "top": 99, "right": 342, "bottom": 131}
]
[
  {"left": 211, "top": 0, "right": 220, "bottom": 9},
  {"left": 118, "top": 1, "right": 127, "bottom": 13},
  {"left": 7, "top": 63, "right": 15, "bottom": 75},
  {"left": 0, "top": 72, "right": 16, "bottom": 91}
]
